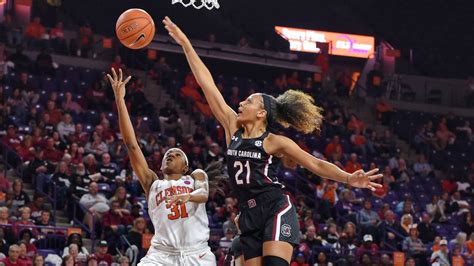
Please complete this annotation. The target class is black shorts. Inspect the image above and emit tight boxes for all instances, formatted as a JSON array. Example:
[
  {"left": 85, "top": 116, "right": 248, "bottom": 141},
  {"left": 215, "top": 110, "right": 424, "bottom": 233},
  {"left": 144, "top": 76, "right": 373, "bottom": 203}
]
[{"left": 237, "top": 190, "right": 300, "bottom": 260}]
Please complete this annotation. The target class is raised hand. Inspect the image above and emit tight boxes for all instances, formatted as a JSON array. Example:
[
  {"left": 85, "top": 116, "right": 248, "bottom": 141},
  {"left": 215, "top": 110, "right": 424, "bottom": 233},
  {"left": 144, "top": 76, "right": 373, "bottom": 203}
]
[
  {"left": 106, "top": 68, "right": 131, "bottom": 100},
  {"left": 162, "top": 16, "right": 189, "bottom": 46},
  {"left": 348, "top": 168, "right": 383, "bottom": 191}
]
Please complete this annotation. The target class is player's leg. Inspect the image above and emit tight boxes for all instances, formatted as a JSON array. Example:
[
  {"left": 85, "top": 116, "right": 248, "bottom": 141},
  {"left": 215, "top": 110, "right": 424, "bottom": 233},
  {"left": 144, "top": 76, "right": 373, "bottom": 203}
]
[
  {"left": 262, "top": 241, "right": 292, "bottom": 265},
  {"left": 262, "top": 194, "right": 300, "bottom": 266}
]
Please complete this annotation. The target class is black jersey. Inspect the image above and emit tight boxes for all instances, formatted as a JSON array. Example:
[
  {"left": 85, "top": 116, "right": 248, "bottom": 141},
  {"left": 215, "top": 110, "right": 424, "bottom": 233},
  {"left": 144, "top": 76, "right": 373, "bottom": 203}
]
[{"left": 226, "top": 128, "right": 283, "bottom": 203}]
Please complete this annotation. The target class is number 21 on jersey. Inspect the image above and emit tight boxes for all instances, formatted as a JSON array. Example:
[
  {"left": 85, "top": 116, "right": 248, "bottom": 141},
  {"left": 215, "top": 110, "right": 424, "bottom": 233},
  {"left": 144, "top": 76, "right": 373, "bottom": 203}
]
[{"left": 234, "top": 161, "right": 250, "bottom": 185}]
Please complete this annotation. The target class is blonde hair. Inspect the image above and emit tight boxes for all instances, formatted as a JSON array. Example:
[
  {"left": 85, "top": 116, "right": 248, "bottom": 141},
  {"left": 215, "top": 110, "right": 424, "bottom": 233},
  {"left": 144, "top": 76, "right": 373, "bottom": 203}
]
[{"left": 263, "top": 90, "right": 323, "bottom": 134}]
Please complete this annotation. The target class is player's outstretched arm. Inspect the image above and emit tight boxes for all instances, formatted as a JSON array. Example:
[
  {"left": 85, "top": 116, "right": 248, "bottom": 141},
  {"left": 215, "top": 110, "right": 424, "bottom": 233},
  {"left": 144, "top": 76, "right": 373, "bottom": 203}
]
[
  {"left": 162, "top": 16, "right": 237, "bottom": 136},
  {"left": 108, "top": 68, "right": 157, "bottom": 197},
  {"left": 268, "top": 134, "right": 383, "bottom": 191}
]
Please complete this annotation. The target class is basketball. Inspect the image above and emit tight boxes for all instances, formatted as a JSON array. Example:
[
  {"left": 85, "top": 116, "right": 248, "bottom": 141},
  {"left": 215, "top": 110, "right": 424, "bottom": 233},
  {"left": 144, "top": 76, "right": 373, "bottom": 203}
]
[{"left": 116, "top": 8, "right": 155, "bottom": 49}]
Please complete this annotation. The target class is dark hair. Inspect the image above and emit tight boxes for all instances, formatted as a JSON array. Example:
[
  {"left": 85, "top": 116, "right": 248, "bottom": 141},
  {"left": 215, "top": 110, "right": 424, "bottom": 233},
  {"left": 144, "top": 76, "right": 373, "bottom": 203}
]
[{"left": 262, "top": 90, "right": 323, "bottom": 134}]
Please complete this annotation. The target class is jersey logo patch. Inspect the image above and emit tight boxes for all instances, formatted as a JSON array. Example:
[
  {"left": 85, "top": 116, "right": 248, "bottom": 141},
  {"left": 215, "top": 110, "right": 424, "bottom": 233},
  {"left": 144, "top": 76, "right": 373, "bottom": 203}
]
[
  {"left": 198, "top": 253, "right": 206, "bottom": 259},
  {"left": 255, "top": 140, "right": 262, "bottom": 147},
  {"left": 281, "top": 224, "right": 291, "bottom": 237},
  {"left": 184, "top": 180, "right": 191, "bottom": 185},
  {"left": 232, "top": 136, "right": 239, "bottom": 141}
]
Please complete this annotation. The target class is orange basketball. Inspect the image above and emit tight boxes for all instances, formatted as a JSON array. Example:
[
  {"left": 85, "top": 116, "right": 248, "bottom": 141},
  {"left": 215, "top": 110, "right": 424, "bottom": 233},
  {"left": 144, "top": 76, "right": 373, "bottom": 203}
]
[{"left": 116, "top": 9, "right": 155, "bottom": 50}]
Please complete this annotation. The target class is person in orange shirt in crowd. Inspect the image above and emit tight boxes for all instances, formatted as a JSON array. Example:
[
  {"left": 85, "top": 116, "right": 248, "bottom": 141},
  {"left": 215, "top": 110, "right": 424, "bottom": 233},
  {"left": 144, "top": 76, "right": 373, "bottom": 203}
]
[
  {"left": 345, "top": 153, "right": 362, "bottom": 173},
  {"left": 181, "top": 73, "right": 213, "bottom": 119},
  {"left": 376, "top": 96, "right": 394, "bottom": 126},
  {"left": 347, "top": 113, "right": 365, "bottom": 132},
  {"left": 324, "top": 135, "right": 344, "bottom": 159},
  {"left": 351, "top": 128, "right": 367, "bottom": 156},
  {"left": 466, "top": 233, "right": 474, "bottom": 257},
  {"left": 25, "top": 17, "right": 45, "bottom": 48}
]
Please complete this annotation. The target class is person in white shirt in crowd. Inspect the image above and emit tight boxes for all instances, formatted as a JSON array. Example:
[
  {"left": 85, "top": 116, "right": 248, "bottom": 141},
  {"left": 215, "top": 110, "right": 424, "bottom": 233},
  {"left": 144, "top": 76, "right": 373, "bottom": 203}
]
[{"left": 79, "top": 182, "right": 109, "bottom": 231}]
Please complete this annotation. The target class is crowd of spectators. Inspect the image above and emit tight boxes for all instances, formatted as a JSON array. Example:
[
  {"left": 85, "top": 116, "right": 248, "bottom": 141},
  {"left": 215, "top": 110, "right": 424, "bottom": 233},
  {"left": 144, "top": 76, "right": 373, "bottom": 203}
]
[{"left": 0, "top": 13, "right": 472, "bottom": 266}]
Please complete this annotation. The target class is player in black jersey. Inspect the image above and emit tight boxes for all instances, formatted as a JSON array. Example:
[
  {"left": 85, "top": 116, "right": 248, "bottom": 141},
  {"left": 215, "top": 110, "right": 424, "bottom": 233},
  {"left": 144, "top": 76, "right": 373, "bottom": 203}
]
[{"left": 163, "top": 17, "right": 382, "bottom": 266}]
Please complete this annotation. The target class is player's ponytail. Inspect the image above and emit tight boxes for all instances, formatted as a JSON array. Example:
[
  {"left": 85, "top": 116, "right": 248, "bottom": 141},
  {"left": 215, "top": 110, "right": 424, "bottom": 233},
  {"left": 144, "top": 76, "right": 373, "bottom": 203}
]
[{"left": 261, "top": 90, "right": 323, "bottom": 134}]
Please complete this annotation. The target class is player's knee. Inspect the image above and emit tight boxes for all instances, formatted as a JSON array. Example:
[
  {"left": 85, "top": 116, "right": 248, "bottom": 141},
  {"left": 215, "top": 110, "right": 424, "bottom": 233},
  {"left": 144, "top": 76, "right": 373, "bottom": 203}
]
[{"left": 263, "top": 256, "right": 289, "bottom": 266}]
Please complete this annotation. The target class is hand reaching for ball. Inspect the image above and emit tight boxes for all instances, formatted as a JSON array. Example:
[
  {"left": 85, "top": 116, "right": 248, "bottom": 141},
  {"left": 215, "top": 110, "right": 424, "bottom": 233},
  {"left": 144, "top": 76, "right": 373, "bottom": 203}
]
[
  {"left": 163, "top": 16, "right": 189, "bottom": 47},
  {"left": 106, "top": 68, "right": 131, "bottom": 100}
]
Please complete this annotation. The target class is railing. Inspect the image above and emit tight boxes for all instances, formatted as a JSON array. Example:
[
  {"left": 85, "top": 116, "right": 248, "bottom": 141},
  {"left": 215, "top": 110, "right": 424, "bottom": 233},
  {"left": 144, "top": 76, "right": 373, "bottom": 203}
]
[{"left": 72, "top": 195, "right": 97, "bottom": 251}]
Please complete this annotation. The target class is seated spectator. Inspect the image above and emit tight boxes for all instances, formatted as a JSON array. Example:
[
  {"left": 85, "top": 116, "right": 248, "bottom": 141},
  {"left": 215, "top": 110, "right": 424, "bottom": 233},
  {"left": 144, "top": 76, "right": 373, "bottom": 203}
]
[
  {"left": 76, "top": 22, "right": 94, "bottom": 58},
  {"left": 400, "top": 214, "right": 414, "bottom": 236},
  {"left": 50, "top": 21, "right": 67, "bottom": 54},
  {"left": 94, "top": 240, "right": 113, "bottom": 265},
  {"left": 15, "top": 136, "right": 34, "bottom": 162},
  {"left": 222, "top": 212, "right": 238, "bottom": 235},
  {"left": 314, "top": 251, "right": 333, "bottom": 266},
  {"left": 379, "top": 129, "right": 397, "bottom": 156},
  {"left": 426, "top": 195, "right": 448, "bottom": 223},
  {"left": 83, "top": 154, "right": 98, "bottom": 175},
  {"left": 430, "top": 239, "right": 449, "bottom": 266},
  {"left": 18, "top": 232, "right": 36, "bottom": 256},
  {"left": 68, "top": 123, "right": 89, "bottom": 146},
  {"left": 63, "top": 233, "right": 89, "bottom": 257},
  {"left": 324, "top": 135, "right": 344, "bottom": 160},
  {"left": 11, "top": 179, "right": 30, "bottom": 209},
  {"left": 127, "top": 217, "right": 147, "bottom": 257},
  {"left": 332, "top": 232, "right": 356, "bottom": 257},
  {"left": 436, "top": 122, "right": 456, "bottom": 150},
  {"left": 402, "top": 224, "right": 428, "bottom": 265},
  {"left": 347, "top": 113, "right": 365, "bottom": 132},
  {"left": 451, "top": 191, "right": 471, "bottom": 215},
  {"left": 28, "top": 194, "right": 46, "bottom": 221},
  {"left": 57, "top": 114, "right": 75, "bottom": 141},
  {"left": 417, "top": 213, "right": 437, "bottom": 243},
  {"left": 0, "top": 244, "right": 24, "bottom": 266},
  {"left": 1, "top": 13, "right": 23, "bottom": 47},
  {"left": 219, "top": 228, "right": 235, "bottom": 252},
  {"left": 32, "top": 254, "right": 44, "bottom": 266},
  {"left": 449, "top": 232, "right": 468, "bottom": 254},
  {"left": 379, "top": 210, "right": 404, "bottom": 251},
  {"left": 8, "top": 45, "right": 31, "bottom": 73},
  {"left": 0, "top": 166, "right": 11, "bottom": 193},
  {"left": 321, "top": 222, "right": 339, "bottom": 245},
  {"left": 35, "top": 48, "right": 54, "bottom": 75},
  {"left": 79, "top": 182, "right": 109, "bottom": 231},
  {"left": 24, "top": 17, "right": 45, "bottom": 48},
  {"left": 110, "top": 55, "right": 127, "bottom": 73},
  {"left": 302, "top": 225, "right": 322, "bottom": 250},
  {"left": 413, "top": 154, "right": 433, "bottom": 177},
  {"left": 350, "top": 128, "right": 367, "bottom": 156},
  {"left": 376, "top": 96, "right": 394, "bottom": 126},
  {"left": 451, "top": 244, "right": 466, "bottom": 265},
  {"left": 43, "top": 137, "right": 63, "bottom": 164},
  {"left": 98, "top": 153, "right": 118, "bottom": 184},
  {"left": 2, "top": 125, "right": 21, "bottom": 150},
  {"left": 62, "top": 92, "right": 83, "bottom": 115},
  {"left": 345, "top": 153, "right": 362, "bottom": 174},
  {"left": 84, "top": 132, "right": 108, "bottom": 157},
  {"left": 86, "top": 81, "right": 108, "bottom": 111},
  {"left": 44, "top": 100, "right": 63, "bottom": 126},
  {"left": 356, "top": 234, "right": 379, "bottom": 263},
  {"left": 392, "top": 158, "right": 412, "bottom": 184},
  {"left": 290, "top": 252, "right": 309, "bottom": 266},
  {"left": 13, "top": 207, "right": 38, "bottom": 237},
  {"left": 357, "top": 199, "right": 380, "bottom": 236}
]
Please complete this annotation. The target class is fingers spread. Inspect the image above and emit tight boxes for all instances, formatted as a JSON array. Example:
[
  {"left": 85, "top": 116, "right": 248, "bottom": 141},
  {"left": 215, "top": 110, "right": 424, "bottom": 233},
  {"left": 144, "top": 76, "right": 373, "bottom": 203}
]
[
  {"left": 123, "top": 76, "right": 132, "bottom": 86},
  {"left": 106, "top": 74, "right": 113, "bottom": 84},
  {"left": 366, "top": 168, "right": 380, "bottom": 176},
  {"left": 119, "top": 68, "right": 123, "bottom": 82},
  {"left": 111, "top": 68, "right": 117, "bottom": 80},
  {"left": 369, "top": 174, "right": 383, "bottom": 180}
]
